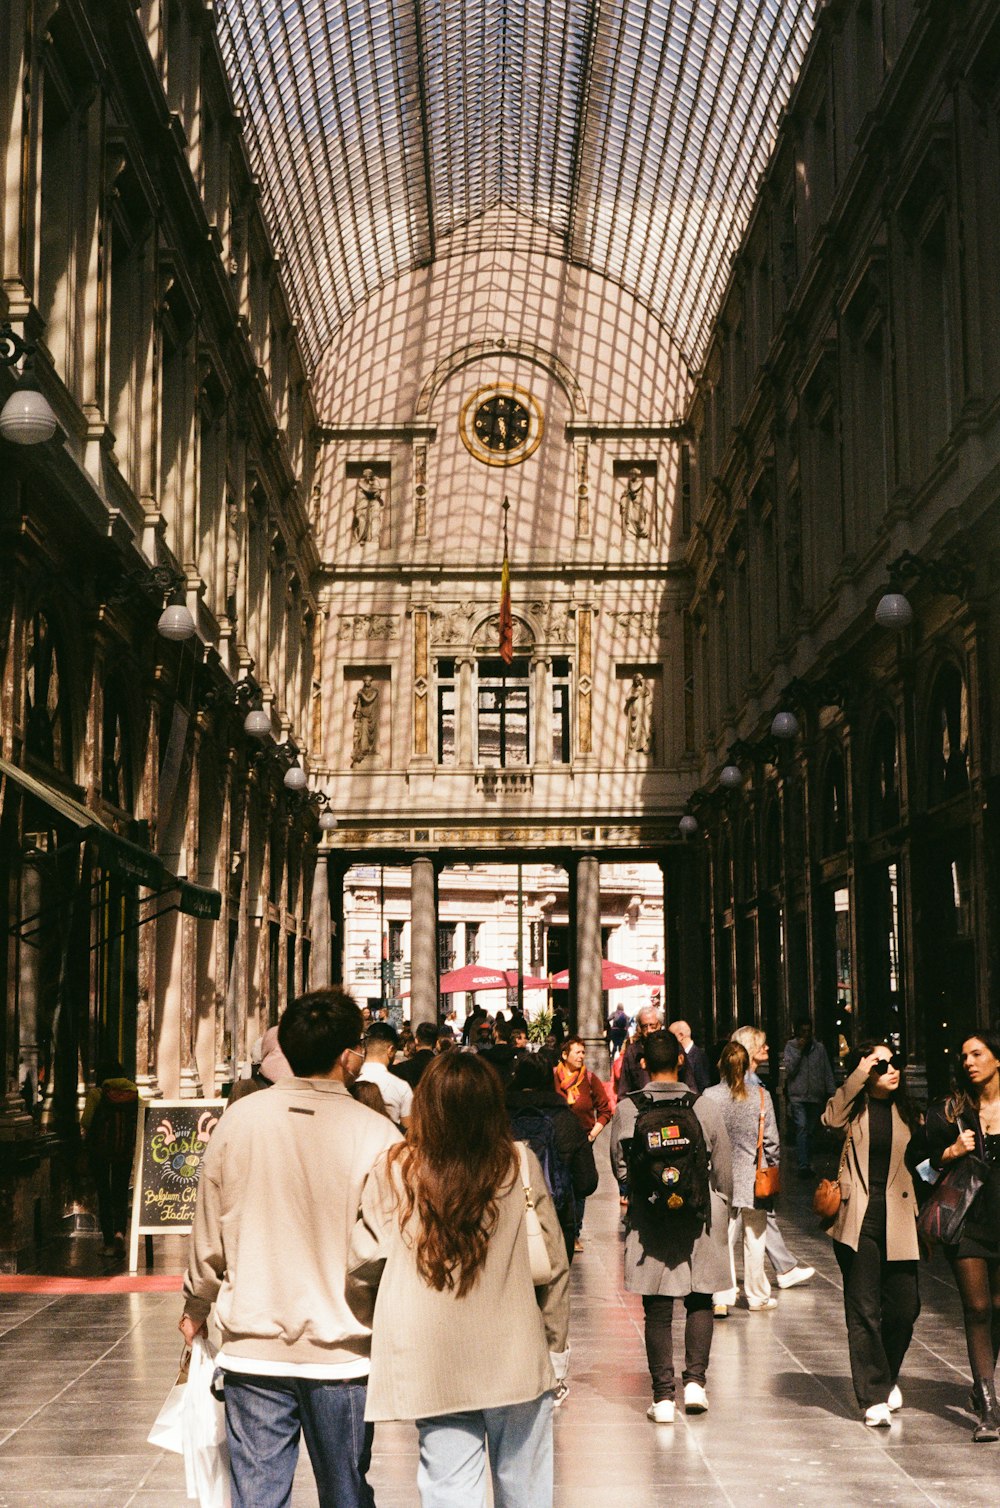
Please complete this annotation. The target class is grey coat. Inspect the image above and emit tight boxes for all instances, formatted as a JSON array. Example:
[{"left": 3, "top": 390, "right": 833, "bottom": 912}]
[
  {"left": 610, "top": 1081, "right": 733, "bottom": 1297},
  {"left": 701, "top": 1082, "right": 779, "bottom": 1210}
]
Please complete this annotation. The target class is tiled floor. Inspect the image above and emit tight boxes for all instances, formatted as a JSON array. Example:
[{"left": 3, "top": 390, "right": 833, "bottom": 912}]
[{"left": 0, "top": 1163, "right": 995, "bottom": 1507}]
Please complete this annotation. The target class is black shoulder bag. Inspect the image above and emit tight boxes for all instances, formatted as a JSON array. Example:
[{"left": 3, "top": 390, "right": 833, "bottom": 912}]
[{"left": 916, "top": 1117, "right": 989, "bottom": 1248}]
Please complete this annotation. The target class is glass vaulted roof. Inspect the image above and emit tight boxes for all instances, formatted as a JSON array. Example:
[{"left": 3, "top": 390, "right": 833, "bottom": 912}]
[{"left": 217, "top": 1, "right": 819, "bottom": 375}]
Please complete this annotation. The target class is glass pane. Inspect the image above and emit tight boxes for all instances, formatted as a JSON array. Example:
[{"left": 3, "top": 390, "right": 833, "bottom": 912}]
[{"left": 438, "top": 687, "right": 455, "bottom": 766}]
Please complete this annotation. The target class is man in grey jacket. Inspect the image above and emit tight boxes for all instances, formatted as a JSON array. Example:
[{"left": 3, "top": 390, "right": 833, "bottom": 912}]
[
  {"left": 783, "top": 1018, "right": 835, "bottom": 1177},
  {"left": 611, "top": 1032, "right": 733, "bottom": 1425},
  {"left": 180, "top": 989, "right": 400, "bottom": 1508}
]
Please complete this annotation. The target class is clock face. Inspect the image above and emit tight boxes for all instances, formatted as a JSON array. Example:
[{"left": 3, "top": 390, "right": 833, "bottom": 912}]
[
  {"left": 474, "top": 395, "right": 530, "bottom": 453},
  {"left": 459, "top": 383, "right": 543, "bottom": 466}
]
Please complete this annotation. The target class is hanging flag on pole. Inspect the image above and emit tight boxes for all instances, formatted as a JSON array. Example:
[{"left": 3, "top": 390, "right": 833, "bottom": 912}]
[{"left": 499, "top": 496, "right": 513, "bottom": 665}]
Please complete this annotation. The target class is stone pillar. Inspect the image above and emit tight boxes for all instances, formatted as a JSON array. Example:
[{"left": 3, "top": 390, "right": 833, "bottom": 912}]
[
  {"left": 532, "top": 655, "right": 551, "bottom": 766},
  {"left": 410, "top": 857, "right": 438, "bottom": 1028},
  {"left": 457, "top": 656, "right": 475, "bottom": 767},
  {"left": 310, "top": 851, "right": 331, "bottom": 986},
  {"left": 575, "top": 855, "right": 607, "bottom": 1074},
  {"left": 178, "top": 720, "right": 204, "bottom": 1098}
]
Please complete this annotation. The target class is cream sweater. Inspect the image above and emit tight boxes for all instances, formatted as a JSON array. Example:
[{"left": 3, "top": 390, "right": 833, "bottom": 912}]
[
  {"left": 183, "top": 1077, "right": 401, "bottom": 1368},
  {"left": 350, "top": 1146, "right": 570, "bottom": 1421}
]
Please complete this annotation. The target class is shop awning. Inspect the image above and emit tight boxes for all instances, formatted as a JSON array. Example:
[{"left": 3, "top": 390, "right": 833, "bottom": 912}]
[{"left": 0, "top": 756, "right": 221, "bottom": 926}]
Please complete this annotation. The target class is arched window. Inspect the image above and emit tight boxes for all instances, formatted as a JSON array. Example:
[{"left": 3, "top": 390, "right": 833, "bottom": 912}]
[
  {"left": 820, "top": 747, "right": 848, "bottom": 856},
  {"left": 101, "top": 676, "right": 134, "bottom": 809},
  {"left": 867, "top": 716, "right": 900, "bottom": 834},
  {"left": 926, "top": 662, "right": 970, "bottom": 806},
  {"left": 24, "top": 609, "right": 71, "bottom": 772}
]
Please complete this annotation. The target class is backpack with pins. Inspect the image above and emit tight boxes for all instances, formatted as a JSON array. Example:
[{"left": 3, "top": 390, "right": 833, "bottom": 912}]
[{"left": 626, "top": 1090, "right": 711, "bottom": 1225}]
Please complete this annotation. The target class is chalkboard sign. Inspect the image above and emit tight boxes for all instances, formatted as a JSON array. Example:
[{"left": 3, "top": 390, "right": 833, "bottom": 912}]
[{"left": 128, "top": 1099, "right": 224, "bottom": 1272}]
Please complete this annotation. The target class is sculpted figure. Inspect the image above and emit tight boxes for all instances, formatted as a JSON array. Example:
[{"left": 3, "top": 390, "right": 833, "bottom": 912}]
[
  {"left": 352, "top": 468, "right": 385, "bottom": 545},
  {"left": 619, "top": 467, "right": 650, "bottom": 540},
  {"left": 624, "top": 672, "right": 653, "bottom": 755},
  {"left": 351, "top": 675, "right": 380, "bottom": 764}
]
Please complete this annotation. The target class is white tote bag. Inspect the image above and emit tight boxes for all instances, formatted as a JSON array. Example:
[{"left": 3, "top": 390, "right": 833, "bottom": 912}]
[
  {"left": 517, "top": 1142, "right": 554, "bottom": 1287},
  {"left": 147, "top": 1348, "right": 189, "bottom": 1455},
  {"left": 181, "top": 1334, "right": 231, "bottom": 1508}
]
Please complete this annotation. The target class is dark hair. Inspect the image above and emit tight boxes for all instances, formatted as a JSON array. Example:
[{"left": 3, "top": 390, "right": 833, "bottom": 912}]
[
  {"left": 560, "top": 1035, "right": 585, "bottom": 1060},
  {"left": 844, "top": 1038, "right": 919, "bottom": 1130},
  {"left": 414, "top": 1022, "right": 438, "bottom": 1049},
  {"left": 945, "top": 1029, "right": 1000, "bottom": 1123},
  {"left": 386, "top": 1053, "right": 515, "bottom": 1297},
  {"left": 351, "top": 1080, "right": 391, "bottom": 1118},
  {"left": 641, "top": 1031, "right": 680, "bottom": 1074},
  {"left": 365, "top": 1021, "right": 399, "bottom": 1048},
  {"left": 794, "top": 1018, "right": 813, "bottom": 1035},
  {"left": 277, "top": 988, "right": 363, "bottom": 1076},
  {"left": 718, "top": 1041, "right": 750, "bottom": 1100},
  {"left": 510, "top": 1052, "right": 551, "bottom": 1093},
  {"left": 95, "top": 1057, "right": 126, "bottom": 1084}
]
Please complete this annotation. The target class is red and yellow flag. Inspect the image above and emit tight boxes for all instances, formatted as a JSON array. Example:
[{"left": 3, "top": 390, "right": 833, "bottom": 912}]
[{"left": 499, "top": 499, "right": 513, "bottom": 664}]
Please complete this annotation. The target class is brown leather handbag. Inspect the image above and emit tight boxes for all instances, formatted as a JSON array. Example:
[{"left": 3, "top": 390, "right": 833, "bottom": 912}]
[
  {"left": 753, "top": 1087, "right": 781, "bottom": 1200},
  {"left": 813, "top": 1122, "right": 852, "bottom": 1222}
]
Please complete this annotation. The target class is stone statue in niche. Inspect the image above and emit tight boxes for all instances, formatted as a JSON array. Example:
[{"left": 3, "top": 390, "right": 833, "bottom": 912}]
[
  {"left": 619, "top": 467, "right": 650, "bottom": 540},
  {"left": 352, "top": 468, "right": 385, "bottom": 545},
  {"left": 624, "top": 672, "right": 653, "bottom": 756},
  {"left": 351, "top": 675, "right": 381, "bottom": 765},
  {"left": 225, "top": 495, "right": 242, "bottom": 618}
]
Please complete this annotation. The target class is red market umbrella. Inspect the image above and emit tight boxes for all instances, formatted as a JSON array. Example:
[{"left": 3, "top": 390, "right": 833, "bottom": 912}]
[
  {"left": 437, "top": 964, "right": 549, "bottom": 994},
  {"left": 550, "top": 960, "right": 665, "bottom": 990}
]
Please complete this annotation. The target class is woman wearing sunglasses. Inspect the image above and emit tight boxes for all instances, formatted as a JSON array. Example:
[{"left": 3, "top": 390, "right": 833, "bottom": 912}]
[
  {"left": 925, "top": 1030, "right": 1000, "bottom": 1441},
  {"left": 821, "top": 1040, "right": 921, "bottom": 1427}
]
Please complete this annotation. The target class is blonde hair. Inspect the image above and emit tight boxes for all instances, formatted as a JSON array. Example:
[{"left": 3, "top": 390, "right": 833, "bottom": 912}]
[
  {"left": 718, "top": 1041, "right": 750, "bottom": 1100},
  {"left": 730, "top": 1026, "right": 765, "bottom": 1058}
]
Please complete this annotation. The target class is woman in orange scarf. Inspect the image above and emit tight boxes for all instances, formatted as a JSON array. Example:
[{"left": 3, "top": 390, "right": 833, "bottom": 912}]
[{"left": 554, "top": 1038, "right": 612, "bottom": 1250}]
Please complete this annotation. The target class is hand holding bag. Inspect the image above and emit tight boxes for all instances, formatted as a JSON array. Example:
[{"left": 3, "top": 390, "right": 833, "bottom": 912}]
[
  {"left": 813, "top": 1122, "right": 851, "bottom": 1224},
  {"left": 753, "top": 1087, "right": 780, "bottom": 1201},
  {"left": 517, "top": 1142, "right": 555, "bottom": 1287},
  {"left": 917, "top": 1119, "right": 989, "bottom": 1247}
]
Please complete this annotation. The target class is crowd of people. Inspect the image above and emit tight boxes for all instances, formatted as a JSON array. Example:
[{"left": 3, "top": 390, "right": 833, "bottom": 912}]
[{"left": 176, "top": 990, "right": 1000, "bottom": 1506}]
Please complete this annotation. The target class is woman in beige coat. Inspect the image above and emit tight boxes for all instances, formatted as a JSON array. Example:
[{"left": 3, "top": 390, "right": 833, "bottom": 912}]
[
  {"left": 350, "top": 1051, "right": 569, "bottom": 1508},
  {"left": 822, "top": 1040, "right": 921, "bottom": 1427}
]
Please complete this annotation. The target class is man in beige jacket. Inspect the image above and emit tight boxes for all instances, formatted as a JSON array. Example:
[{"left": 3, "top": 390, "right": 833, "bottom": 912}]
[{"left": 180, "top": 988, "right": 400, "bottom": 1508}]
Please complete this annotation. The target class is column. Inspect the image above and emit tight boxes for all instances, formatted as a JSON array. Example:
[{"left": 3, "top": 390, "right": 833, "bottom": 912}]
[
  {"left": 410, "top": 857, "right": 438, "bottom": 1028},
  {"left": 178, "top": 719, "right": 204, "bottom": 1098},
  {"left": 309, "top": 850, "right": 331, "bottom": 986},
  {"left": 457, "top": 656, "right": 474, "bottom": 767},
  {"left": 532, "top": 655, "right": 551, "bottom": 766},
  {"left": 575, "top": 855, "right": 607, "bottom": 1074}
]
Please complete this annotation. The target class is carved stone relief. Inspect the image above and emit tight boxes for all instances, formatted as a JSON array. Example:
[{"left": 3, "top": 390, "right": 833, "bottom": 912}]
[
  {"left": 526, "top": 601, "right": 574, "bottom": 643},
  {"left": 338, "top": 614, "right": 399, "bottom": 640},
  {"left": 609, "top": 610, "right": 667, "bottom": 640}
]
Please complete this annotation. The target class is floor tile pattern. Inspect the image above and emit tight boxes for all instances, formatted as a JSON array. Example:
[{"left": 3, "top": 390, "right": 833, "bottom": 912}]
[{"left": 0, "top": 1165, "right": 995, "bottom": 1506}]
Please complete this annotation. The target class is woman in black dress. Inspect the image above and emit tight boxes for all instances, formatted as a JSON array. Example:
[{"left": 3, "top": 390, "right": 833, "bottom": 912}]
[
  {"left": 821, "top": 1040, "right": 921, "bottom": 1426},
  {"left": 926, "top": 1030, "right": 1000, "bottom": 1441}
]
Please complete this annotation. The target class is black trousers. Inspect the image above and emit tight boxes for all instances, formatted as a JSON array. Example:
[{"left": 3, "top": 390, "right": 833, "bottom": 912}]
[
  {"left": 91, "top": 1157, "right": 131, "bottom": 1245},
  {"left": 642, "top": 1293, "right": 714, "bottom": 1402},
  {"left": 834, "top": 1216, "right": 920, "bottom": 1409}
]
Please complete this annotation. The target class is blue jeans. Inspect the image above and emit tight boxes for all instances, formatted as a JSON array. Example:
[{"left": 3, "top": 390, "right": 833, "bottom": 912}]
[
  {"left": 791, "top": 1100, "right": 822, "bottom": 1171},
  {"left": 416, "top": 1393, "right": 553, "bottom": 1508},
  {"left": 222, "top": 1371, "right": 374, "bottom": 1508}
]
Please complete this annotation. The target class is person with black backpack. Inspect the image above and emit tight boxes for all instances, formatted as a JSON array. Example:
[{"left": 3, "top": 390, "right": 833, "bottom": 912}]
[
  {"left": 610, "top": 1031, "right": 733, "bottom": 1424},
  {"left": 81, "top": 1057, "right": 139, "bottom": 1257},
  {"left": 506, "top": 1052, "right": 598, "bottom": 1266}
]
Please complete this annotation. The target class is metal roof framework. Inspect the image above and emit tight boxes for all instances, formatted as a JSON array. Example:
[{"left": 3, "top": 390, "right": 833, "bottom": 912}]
[{"left": 217, "top": 1, "right": 819, "bottom": 376}]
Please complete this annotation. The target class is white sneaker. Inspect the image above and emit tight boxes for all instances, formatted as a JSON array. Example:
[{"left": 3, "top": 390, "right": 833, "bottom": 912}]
[
  {"left": 864, "top": 1403, "right": 892, "bottom": 1427},
  {"left": 684, "top": 1382, "right": 709, "bottom": 1414},
  {"left": 712, "top": 1303, "right": 728, "bottom": 1318},
  {"left": 776, "top": 1264, "right": 815, "bottom": 1289},
  {"left": 647, "top": 1398, "right": 675, "bottom": 1424},
  {"left": 887, "top": 1385, "right": 902, "bottom": 1412},
  {"left": 553, "top": 1381, "right": 569, "bottom": 1407},
  {"left": 746, "top": 1297, "right": 778, "bottom": 1311}
]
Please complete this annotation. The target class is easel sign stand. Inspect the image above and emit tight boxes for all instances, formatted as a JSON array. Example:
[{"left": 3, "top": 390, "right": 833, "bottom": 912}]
[{"left": 128, "top": 1100, "right": 224, "bottom": 1273}]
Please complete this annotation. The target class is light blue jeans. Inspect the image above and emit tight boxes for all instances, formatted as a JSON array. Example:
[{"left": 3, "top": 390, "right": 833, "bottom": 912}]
[{"left": 416, "top": 1392, "right": 554, "bottom": 1508}]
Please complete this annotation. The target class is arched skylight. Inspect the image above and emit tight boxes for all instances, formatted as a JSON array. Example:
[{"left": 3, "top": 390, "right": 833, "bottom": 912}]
[{"left": 217, "top": 0, "right": 818, "bottom": 374}]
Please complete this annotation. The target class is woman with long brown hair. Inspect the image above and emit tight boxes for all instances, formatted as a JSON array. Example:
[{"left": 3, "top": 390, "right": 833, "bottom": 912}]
[
  {"left": 350, "top": 1051, "right": 569, "bottom": 1507},
  {"left": 926, "top": 1029, "right": 1000, "bottom": 1440}
]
